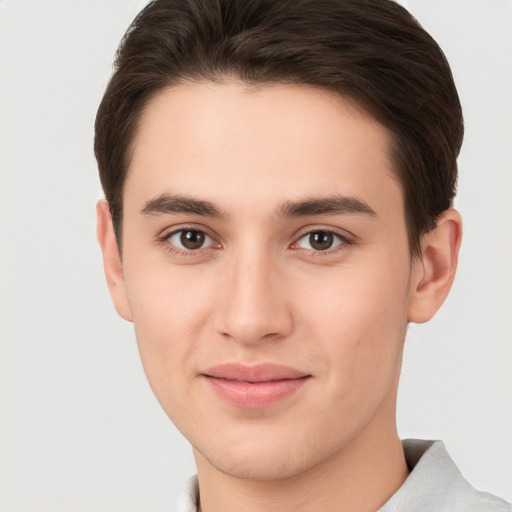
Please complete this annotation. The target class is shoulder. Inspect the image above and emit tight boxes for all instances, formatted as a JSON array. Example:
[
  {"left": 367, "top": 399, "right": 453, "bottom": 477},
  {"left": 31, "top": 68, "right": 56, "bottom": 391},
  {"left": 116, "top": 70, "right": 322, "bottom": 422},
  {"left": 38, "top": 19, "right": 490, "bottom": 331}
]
[{"left": 379, "top": 439, "right": 512, "bottom": 512}]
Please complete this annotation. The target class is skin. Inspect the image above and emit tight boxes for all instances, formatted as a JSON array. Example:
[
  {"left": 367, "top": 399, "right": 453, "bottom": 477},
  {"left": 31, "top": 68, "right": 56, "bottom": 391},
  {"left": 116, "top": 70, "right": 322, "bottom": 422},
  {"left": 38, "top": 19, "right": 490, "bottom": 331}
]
[{"left": 97, "top": 80, "right": 462, "bottom": 512}]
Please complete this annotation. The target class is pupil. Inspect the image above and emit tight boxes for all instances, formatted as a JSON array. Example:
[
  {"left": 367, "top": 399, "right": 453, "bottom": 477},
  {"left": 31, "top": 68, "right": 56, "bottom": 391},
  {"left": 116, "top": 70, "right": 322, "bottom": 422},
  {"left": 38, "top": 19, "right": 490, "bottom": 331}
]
[
  {"left": 181, "top": 230, "right": 205, "bottom": 250},
  {"left": 310, "top": 232, "right": 333, "bottom": 251}
]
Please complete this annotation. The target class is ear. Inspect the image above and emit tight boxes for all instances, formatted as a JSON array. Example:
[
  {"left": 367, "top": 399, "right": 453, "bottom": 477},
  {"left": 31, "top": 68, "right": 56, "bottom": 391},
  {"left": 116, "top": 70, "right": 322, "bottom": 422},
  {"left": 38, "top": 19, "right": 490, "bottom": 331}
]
[
  {"left": 96, "top": 199, "right": 133, "bottom": 322},
  {"left": 408, "top": 209, "right": 463, "bottom": 324}
]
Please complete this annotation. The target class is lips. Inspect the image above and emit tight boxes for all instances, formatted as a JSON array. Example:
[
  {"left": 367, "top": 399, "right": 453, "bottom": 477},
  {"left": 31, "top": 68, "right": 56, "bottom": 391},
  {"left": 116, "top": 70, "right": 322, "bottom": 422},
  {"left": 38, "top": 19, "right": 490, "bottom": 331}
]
[{"left": 202, "top": 363, "right": 311, "bottom": 408}]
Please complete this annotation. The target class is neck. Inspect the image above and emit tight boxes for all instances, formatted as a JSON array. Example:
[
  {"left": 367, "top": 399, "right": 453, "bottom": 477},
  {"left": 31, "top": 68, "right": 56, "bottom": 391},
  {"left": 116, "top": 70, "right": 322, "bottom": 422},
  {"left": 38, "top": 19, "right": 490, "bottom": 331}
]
[{"left": 194, "top": 411, "right": 409, "bottom": 512}]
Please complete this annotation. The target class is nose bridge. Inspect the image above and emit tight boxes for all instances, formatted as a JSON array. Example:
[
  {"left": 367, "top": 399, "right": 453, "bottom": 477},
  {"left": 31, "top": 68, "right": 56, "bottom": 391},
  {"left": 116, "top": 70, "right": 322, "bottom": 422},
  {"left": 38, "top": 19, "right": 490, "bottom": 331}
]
[{"left": 215, "top": 241, "right": 292, "bottom": 344}]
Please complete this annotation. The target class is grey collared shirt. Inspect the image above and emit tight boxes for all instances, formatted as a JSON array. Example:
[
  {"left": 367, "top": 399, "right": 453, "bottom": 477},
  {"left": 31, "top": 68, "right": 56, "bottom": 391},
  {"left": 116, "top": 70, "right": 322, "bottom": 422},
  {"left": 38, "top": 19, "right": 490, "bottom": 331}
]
[{"left": 173, "top": 439, "right": 511, "bottom": 512}]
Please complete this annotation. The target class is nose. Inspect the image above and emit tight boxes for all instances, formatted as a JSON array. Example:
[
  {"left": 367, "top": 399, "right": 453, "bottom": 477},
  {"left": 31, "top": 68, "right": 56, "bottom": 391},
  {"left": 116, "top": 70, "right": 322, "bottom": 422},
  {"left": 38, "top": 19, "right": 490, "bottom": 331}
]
[{"left": 213, "top": 247, "right": 294, "bottom": 345}]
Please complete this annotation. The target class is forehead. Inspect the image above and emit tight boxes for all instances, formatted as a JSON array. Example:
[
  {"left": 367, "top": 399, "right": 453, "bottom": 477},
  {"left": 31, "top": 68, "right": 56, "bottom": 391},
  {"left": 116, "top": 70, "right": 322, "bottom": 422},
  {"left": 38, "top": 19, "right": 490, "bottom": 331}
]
[{"left": 125, "top": 80, "right": 403, "bottom": 219}]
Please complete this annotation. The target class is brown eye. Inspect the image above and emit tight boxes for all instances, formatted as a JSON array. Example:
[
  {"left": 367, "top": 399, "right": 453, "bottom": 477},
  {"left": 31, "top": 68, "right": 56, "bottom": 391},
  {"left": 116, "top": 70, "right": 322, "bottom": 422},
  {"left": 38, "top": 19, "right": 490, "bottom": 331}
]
[
  {"left": 168, "top": 229, "right": 213, "bottom": 251},
  {"left": 309, "top": 232, "right": 333, "bottom": 250},
  {"left": 181, "top": 230, "right": 205, "bottom": 249},
  {"left": 296, "top": 231, "right": 344, "bottom": 251}
]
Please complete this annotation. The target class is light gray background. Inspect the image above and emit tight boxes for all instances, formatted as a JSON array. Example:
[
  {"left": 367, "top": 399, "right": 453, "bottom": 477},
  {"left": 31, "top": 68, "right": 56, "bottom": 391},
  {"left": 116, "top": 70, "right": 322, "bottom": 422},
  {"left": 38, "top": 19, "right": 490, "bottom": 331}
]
[{"left": 0, "top": 1, "right": 511, "bottom": 510}]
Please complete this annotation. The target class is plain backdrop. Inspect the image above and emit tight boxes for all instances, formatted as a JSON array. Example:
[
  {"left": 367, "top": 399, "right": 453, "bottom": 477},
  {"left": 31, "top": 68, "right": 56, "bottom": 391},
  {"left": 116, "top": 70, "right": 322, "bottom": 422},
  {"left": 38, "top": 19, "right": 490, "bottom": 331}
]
[{"left": 0, "top": 1, "right": 511, "bottom": 511}]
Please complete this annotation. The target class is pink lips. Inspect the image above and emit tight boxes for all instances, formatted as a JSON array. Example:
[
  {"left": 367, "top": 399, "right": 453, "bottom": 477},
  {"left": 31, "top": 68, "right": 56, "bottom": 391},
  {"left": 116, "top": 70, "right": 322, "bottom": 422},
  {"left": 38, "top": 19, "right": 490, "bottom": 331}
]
[{"left": 202, "top": 363, "right": 311, "bottom": 408}]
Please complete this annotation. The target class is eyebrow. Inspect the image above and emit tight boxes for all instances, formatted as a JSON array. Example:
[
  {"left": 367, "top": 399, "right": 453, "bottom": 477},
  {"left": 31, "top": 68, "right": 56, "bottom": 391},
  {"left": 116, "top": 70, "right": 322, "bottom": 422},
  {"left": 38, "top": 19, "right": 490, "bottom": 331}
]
[
  {"left": 278, "top": 195, "right": 377, "bottom": 218},
  {"left": 141, "top": 193, "right": 377, "bottom": 220},
  {"left": 141, "top": 194, "right": 227, "bottom": 218}
]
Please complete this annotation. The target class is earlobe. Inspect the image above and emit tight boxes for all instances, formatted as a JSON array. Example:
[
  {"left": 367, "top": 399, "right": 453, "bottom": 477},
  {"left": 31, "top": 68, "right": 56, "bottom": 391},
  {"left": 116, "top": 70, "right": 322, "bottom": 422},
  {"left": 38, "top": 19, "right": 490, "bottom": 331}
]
[
  {"left": 407, "top": 209, "right": 463, "bottom": 324},
  {"left": 96, "top": 199, "right": 133, "bottom": 322}
]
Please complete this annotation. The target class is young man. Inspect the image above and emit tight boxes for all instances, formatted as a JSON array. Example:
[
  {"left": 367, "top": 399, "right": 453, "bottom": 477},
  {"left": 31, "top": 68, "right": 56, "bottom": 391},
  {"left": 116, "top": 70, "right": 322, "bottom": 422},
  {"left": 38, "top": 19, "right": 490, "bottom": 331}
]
[{"left": 95, "top": 0, "right": 511, "bottom": 510}]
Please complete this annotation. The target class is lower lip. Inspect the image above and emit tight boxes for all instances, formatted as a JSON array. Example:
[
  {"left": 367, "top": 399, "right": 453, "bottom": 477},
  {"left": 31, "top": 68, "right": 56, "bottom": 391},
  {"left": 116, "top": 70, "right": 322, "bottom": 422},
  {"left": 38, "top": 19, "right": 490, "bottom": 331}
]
[{"left": 204, "top": 376, "right": 310, "bottom": 408}]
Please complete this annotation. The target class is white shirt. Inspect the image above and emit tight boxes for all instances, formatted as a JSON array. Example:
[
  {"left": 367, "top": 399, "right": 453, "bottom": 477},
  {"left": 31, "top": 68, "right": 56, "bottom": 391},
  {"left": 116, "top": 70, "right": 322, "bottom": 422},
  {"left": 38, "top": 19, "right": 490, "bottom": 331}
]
[{"left": 173, "top": 439, "right": 511, "bottom": 512}]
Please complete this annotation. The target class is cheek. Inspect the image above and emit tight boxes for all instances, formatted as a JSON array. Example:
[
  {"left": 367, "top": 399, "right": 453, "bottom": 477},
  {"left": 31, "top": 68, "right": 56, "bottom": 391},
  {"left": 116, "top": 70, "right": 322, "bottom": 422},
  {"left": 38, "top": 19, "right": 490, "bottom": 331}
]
[
  {"left": 122, "top": 259, "right": 217, "bottom": 401},
  {"left": 297, "top": 255, "right": 410, "bottom": 392},
  {"left": 125, "top": 253, "right": 217, "bottom": 330}
]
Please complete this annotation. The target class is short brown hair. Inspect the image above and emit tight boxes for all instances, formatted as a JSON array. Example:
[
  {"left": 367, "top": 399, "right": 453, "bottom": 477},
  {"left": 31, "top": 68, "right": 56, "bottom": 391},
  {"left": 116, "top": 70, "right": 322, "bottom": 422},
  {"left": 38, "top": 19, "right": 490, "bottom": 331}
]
[{"left": 94, "top": 0, "right": 463, "bottom": 256}]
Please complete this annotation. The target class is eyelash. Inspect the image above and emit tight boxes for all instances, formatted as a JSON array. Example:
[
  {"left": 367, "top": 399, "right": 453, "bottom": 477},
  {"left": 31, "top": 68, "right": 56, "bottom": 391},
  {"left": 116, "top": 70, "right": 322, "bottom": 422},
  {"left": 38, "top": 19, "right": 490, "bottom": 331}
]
[
  {"left": 158, "top": 226, "right": 352, "bottom": 257},
  {"left": 158, "top": 226, "right": 219, "bottom": 257},
  {"left": 291, "top": 229, "right": 351, "bottom": 256}
]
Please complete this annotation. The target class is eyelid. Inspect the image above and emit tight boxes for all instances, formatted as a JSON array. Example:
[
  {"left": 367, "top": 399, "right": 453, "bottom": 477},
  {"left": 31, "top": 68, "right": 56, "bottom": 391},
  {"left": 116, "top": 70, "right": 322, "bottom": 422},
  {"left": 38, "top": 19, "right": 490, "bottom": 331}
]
[
  {"left": 291, "top": 224, "right": 354, "bottom": 243},
  {"left": 289, "top": 226, "right": 354, "bottom": 253},
  {"left": 157, "top": 224, "right": 222, "bottom": 254},
  {"left": 156, "top": 223, "right": 354, "bottom": 256},
  {"left": 158, "top": 223, "right": 217, "bottom": 240},
  {"left": 169, "top": 230, "right": 215, "bottom": 249}
]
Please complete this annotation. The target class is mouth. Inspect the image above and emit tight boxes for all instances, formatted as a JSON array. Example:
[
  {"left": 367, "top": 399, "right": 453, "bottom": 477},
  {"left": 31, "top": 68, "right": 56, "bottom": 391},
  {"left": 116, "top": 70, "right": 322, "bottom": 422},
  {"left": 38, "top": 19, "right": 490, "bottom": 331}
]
[{"left": 201, "top": 363, "right": 311, "bottom": 408}]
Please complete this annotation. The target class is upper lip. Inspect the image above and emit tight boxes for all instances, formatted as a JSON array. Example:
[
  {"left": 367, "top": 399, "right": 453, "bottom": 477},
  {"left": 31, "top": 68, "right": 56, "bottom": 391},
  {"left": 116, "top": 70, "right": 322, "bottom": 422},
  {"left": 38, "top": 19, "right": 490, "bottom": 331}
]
[{"left": 203, "top": 363, "right": 310, "bottom": 382}]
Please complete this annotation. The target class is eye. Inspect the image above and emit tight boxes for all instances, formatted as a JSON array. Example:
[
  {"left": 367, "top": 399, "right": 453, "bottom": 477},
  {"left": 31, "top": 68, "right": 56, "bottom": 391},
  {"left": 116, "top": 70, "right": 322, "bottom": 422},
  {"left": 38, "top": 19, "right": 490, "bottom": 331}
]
[
  {"left": 295, "top": 230, "right": 345, "bottom": 251},
  {"left": 167, "top": 229, "right": 215, "bottom": 251}
]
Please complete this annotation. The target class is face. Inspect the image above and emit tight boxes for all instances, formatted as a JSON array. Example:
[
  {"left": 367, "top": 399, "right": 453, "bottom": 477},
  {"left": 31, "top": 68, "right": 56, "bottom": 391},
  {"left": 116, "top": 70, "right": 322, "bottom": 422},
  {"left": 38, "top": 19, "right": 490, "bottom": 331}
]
[{"left": 112, "top": 81, "right": 418, "bottom": 480}]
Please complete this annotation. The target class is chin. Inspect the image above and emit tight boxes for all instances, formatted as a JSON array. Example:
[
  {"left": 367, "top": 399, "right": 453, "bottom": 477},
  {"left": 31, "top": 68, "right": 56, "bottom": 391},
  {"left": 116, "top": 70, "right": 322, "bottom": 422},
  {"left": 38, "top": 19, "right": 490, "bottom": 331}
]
[
  {"left": 201, "top": 448, "right": 308, "bottom": 481},
  {"left": 193, "top": 429, "right": 338, "bottom": 482}
]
